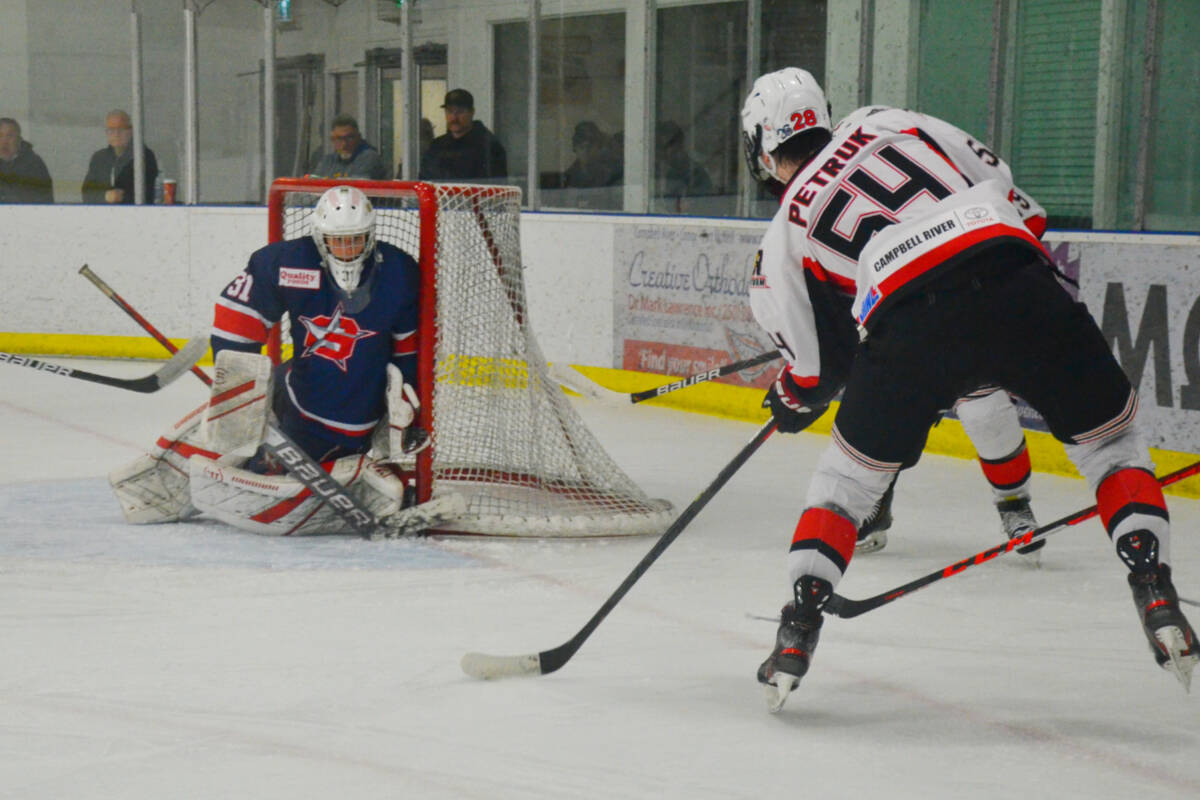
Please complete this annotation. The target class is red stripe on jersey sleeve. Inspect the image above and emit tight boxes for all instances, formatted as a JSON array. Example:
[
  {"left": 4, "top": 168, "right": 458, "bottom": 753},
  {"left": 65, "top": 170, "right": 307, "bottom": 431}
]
[
  {"left": 1024, "top": 214, "right": 1047, "bottom": 239},
  {"left": 392, "top": 331, "right": 417, "bottom": 356},
  {"left": 213, "top": 304, "right": 269, "bottom": 343},
  {"left": 803, "top": 256, "right": 856, "bottom": 294}
]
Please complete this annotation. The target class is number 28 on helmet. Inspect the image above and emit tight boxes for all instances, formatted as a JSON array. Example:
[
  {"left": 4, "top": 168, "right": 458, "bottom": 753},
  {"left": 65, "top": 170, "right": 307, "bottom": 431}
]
[{"left": 740, "top": 67, "right": 831, "bottom": 184}]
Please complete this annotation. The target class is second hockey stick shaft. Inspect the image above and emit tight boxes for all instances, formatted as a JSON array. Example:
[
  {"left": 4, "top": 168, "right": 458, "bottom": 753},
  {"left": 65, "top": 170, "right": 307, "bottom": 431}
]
[
  {"left": 827, "top": 458, "right": 1200, "bottom": 619},
  {"left": 628, "top": 349, "right": 781, "bottom": 403},
  {"left": 79, "top": 264, "right": 213, "bottom": 387}
]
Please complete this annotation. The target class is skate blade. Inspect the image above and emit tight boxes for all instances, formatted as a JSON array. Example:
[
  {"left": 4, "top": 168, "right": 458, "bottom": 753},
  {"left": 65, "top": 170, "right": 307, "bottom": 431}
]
[
  {"left": 855, "top": 530, "right": 887, "bottom": 554},
  {"left": 1016, "top": 547, "right": 1042, "bottom": 568},
  {"left": 1155, "top": 627, "right": 1197, "bottom": 693},
  {"left": 764, "top": 673, "right": 799, "bottom": 713}
]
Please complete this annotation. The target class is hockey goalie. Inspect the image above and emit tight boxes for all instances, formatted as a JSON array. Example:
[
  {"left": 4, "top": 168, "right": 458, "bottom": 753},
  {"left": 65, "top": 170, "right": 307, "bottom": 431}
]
[{"left": 110, "top": 185, "right": 455, "bottom": 536}]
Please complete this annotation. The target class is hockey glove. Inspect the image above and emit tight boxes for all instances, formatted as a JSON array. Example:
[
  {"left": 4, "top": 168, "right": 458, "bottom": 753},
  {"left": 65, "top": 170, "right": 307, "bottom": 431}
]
[{"left": 764, "top": 368, "right": 828, "bottom": 434}]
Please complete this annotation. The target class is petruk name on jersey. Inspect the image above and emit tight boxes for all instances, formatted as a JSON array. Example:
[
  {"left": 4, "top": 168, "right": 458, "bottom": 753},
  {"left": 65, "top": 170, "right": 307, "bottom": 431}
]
[{"left": 871, "top": 218, "right": 957, "bottom": 273}]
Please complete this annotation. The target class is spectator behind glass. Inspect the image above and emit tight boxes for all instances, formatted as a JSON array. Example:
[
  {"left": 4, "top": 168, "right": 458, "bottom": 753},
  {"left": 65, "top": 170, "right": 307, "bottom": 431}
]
[
  {"left": 308, "top": 114, "right": 389, "bottom": 180},
  {"left": 419, "top": 89, "right": 508, "bottom": 182},
  {"left": 654, "top": 120, "right": 714, "bottom": 213},
  {"left": 0, "top": 117, "right": 53, "bottom": 204},
  {"left": 82, "top": 109, "right": 158, "bottom": 204},
  {"left": 563, "top": 121, "right": 622, "bottom": 209}
]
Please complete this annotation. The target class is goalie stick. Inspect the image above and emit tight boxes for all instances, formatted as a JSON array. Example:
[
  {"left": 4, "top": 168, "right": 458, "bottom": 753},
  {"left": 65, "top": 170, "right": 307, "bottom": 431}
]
[
  {"left": 547, "top": 349, "right": 781, "bottom": 407},
  {"left": 460, "top": 419, "right": 777, "bottom": 680},
  {"left": 258, "top": 425, "right": 466, "bottom": 539},
  {"left": 0, "top": 337, "right": 207, "bottom": 394},
  {"left": 825, "top": 458, "right": 1200, "bottom": 619},
  {"left": 79, "top": 264, "right": 213, "bottom": 387}
]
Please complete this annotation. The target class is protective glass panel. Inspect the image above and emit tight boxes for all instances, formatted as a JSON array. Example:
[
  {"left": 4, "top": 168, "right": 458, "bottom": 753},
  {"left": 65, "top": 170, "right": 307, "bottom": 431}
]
[
  {"left": 495, "top": 11, "right": 626, "bottom": 210},
  {"left": 654, "top": 2, "right": 746, "bottom": 217}
]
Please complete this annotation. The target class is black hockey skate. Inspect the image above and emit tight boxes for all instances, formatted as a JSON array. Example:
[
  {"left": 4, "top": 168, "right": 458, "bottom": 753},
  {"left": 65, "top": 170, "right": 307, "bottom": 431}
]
[
  {"left": 997, "top": 496, "right": 1044, "bottom": 562},
  {"left": 856, "top": 481, "right": 894, "bottom": 554},
  {"left": 758, "top": 576, "right": 831, "bottom": 712},
  {"left": 1127, "top": 562, "right": 1198, "bottom": 691}
]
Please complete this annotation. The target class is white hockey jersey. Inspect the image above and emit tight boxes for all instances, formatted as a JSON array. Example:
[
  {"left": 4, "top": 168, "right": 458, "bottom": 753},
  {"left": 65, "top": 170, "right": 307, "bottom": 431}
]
[{"left": 750, "top": 106, "right": 1048, "bottom": 403}]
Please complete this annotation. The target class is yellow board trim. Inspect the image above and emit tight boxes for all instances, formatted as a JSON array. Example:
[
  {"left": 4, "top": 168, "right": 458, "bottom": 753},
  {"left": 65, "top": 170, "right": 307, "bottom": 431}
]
[
  {"left": 0, "top": 332, "right": 216, "bottom": 365},
  {"left": 3, "top": 334, "right": 1195, "bottom": 499},
  {"left": 568, "top": 363, "right": 1200, "bottom": 499}
]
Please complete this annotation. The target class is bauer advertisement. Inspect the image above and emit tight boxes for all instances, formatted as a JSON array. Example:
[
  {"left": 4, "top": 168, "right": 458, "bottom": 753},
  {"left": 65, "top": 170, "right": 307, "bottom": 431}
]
[
  {"left": 613, "top": 223, "right": 777, "bottom": 391},
  {"left": 613, "top": 225, "right": 1200, "bottom": 452}
]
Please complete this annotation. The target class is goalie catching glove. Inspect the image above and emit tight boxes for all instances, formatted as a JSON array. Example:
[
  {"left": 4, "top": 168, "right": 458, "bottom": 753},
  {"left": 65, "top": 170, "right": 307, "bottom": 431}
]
[
  {"left": 386, "top": 363, "right": 429, "bottom": 456},
  {"left": 764, "top": 367, "right": 828, "bottom": 433}
]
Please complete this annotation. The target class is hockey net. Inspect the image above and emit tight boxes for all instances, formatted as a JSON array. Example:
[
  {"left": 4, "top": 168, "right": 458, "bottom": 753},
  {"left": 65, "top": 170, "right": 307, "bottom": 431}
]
[{"left": 267, "top": 178, "right": 673, "bottom": 536}]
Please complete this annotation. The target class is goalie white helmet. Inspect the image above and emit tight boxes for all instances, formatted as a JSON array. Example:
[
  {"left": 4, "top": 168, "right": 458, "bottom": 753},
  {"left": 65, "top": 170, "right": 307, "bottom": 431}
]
[
  {"left": 740, "top": 67, "right": 832, "bottom": 183},
  {"left": 311, "top": 185, "right": 377, "bottom": 293}
]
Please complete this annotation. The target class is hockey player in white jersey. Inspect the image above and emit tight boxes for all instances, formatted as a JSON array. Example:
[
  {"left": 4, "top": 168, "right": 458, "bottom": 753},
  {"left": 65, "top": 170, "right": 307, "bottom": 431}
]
[
  {"left": 741, "top": 68, "right": 1196, "bottom": 709},
  {"left": 844, "top": 103, "right": 1050, "bottom": 557}
]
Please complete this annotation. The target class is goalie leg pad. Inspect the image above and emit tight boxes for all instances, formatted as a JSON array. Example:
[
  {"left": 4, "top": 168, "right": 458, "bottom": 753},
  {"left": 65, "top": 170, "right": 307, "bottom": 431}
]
[
  {"left": 202, "top": 350, "right": 273, "bottom": 455},
  {"left": 109, "top": 401, "right": 217, "bottom": 524},
  {"left": 189, "top": 454, "right": 407, "bottom": 536}
]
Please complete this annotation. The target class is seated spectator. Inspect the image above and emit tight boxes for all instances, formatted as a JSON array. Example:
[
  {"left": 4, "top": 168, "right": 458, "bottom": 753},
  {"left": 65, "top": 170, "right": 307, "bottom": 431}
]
[
  {"left": 420, "top": 89, "right": 508, "bottom": 182},
  {"left": 0, "top": 117, "right": 53, "bottom": 204},
  {"left": 563, "top": 121, "right": 622, "bottom": 209},
  {"left": 308, "top": 114, "right": 389, "bottom": 180},
  {"left": 654, "top": 120, "right": 714, "bottom": 213},
  {"left": 82, "top": 109, "right": 158, "bottom": 204}
]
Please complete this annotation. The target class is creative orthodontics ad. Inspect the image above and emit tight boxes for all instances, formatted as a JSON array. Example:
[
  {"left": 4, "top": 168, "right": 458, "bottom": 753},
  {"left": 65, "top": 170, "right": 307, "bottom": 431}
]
[
  {"left": 614, "top": 223, "right": 1200, "bottom": 452},
  {"left": 614, "top": 223, "right": 778, "bottom": 390}
]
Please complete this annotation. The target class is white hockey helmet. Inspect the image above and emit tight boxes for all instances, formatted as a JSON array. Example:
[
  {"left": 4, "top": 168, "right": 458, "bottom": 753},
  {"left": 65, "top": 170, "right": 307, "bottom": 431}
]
[
  {"left": 311, "top": 185, "right": 377, "bottom": 293},
  {"left": 740, "top": 67, "right": 832, "bottom": 183}
]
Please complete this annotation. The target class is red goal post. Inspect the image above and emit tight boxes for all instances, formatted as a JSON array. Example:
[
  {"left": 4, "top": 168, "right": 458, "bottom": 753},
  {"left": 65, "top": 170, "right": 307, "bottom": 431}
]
[{"left": 266, "top": 178, "right": 673, "bottom": 537}]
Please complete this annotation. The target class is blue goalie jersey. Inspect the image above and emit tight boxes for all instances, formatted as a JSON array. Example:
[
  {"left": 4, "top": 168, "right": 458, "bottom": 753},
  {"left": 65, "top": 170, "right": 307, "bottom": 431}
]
[{"left": 211, "top": 236, "right": 420, "bottom": 456}]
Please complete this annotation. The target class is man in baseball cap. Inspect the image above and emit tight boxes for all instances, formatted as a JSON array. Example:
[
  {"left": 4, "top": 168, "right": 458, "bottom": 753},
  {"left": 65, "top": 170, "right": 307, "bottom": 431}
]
[{"left": 421, "top": 88, "right": 507, "bottom": 181}]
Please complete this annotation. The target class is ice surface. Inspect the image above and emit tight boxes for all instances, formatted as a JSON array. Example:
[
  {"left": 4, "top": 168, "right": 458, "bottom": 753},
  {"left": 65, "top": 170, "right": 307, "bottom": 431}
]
[{"left": 2, "top": 359, "right": 1198, "bottom": 799}]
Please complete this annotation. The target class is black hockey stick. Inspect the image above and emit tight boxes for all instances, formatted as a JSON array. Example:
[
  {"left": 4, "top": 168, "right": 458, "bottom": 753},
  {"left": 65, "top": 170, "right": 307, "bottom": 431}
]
[
  {"left": 548, "top": 349, "right": 781, "bottom": 406},
  {"left": 0, "top": 337, "right": 207, "bottom": 394},
  {"left": 79, "top": 264, "right": 213, "bottom": 387},
  {"left": 461, "top": 418, "right": 778, "bottom": 680},
  {"left": 826, "top": 458, "right": 1200, "bottom": 619}
]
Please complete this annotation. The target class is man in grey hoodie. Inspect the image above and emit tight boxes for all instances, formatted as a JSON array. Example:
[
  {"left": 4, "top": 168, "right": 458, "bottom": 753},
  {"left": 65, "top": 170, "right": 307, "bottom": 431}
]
[{"left": 308, "top": 115, "right": 389, "bottom": 180}]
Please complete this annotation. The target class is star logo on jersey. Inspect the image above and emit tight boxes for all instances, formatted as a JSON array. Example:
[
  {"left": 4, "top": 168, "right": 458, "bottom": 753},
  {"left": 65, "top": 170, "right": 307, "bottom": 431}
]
[{"left": 297, "top": 304, "right": 378, "bottom": 371}]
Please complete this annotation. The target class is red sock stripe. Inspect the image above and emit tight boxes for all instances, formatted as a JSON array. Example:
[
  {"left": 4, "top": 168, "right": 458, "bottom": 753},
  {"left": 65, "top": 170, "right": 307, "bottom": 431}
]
[
  {"left": 979, "top": 446, "right": 1031, "bottom": 490},
  {"left": 791, "top": 507, "right": 857, "bottom": 566},
  {"left": 1097, "top": 468, "right": 1166, "bottom": 531}
]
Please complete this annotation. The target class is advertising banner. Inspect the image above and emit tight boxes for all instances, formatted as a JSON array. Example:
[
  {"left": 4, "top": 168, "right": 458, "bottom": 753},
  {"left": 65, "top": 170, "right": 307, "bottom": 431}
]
[
  {"left": 613, "top": 223, "right": 777, "bottom": 391},
  {"left": 614, "top": 223, "right": 1200, "bottom": 452}
]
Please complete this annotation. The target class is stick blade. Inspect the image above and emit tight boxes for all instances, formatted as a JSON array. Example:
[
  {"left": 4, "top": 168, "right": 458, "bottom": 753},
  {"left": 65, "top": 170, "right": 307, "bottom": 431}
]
[
  {"left": 545, "top": 362, "right": 629, "bottom": 407},
  {"left": 461, "top": 651, "right": 543, "bottom": 680},
  {"left": 152, "top": 336, "right": 209, "bottom": 387}
]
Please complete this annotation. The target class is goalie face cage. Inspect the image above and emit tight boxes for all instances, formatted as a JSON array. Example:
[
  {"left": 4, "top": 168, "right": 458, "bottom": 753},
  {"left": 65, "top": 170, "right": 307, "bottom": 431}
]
[{"left": 267, "top": 178, "right": 673, "bottom": 537}]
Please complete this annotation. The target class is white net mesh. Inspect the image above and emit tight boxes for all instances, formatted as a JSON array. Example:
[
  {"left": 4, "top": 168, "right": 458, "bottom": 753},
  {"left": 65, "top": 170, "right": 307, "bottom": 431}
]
[{"left": 274, "top": 180, "right": 673, "bottom": 536}]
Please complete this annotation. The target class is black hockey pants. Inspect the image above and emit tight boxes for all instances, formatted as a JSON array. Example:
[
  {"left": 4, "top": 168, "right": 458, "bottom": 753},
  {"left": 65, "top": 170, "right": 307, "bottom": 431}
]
[{"left": 833, "top": 248, "right": 1134, "bottom": 468}]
